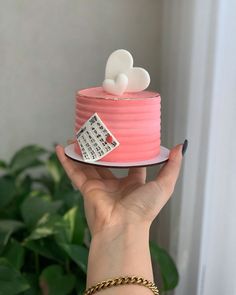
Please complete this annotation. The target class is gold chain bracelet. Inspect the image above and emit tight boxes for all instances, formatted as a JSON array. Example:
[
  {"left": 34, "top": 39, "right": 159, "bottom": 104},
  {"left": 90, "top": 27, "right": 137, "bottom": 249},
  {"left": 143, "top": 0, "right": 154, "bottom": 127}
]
[{"left": 83, "top": 275, "right": 159, "bottom": 295}]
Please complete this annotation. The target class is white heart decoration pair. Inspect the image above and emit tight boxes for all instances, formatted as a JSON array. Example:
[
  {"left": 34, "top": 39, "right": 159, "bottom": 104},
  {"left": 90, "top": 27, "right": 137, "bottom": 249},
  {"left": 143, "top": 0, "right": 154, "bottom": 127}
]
[{"left": 102, "top": 49, "right": 150, "bottom": 95}]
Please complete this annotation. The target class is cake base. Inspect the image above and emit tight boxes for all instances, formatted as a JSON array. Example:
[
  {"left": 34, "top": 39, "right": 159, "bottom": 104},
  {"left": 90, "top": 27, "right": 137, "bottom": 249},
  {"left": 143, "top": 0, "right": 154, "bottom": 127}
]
[{"left": 65, "top": 144, "right": 170, "bottom": 168}]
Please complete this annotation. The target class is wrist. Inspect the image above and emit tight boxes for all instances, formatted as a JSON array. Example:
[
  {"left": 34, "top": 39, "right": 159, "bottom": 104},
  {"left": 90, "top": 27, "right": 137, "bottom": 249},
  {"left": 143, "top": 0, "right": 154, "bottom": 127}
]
[
  {"left": 91, "top": 222, "right": 151, "bottom": 243},
  {"left": 87, "top": 222, "right": 153, "bottom": 290}
]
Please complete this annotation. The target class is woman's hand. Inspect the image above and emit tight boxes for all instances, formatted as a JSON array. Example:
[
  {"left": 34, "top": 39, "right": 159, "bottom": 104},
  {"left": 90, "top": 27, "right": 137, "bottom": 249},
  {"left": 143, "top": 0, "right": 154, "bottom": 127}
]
[{"left": 56, "top": 143, "right": 184, "bottom": 238}]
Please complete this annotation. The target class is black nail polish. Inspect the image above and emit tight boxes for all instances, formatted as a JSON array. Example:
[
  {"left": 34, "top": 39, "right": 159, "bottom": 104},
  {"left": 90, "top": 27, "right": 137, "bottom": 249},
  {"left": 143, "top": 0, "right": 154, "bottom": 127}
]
[{"left": 182, "top": 139, "right": 188, "bottom": 155}]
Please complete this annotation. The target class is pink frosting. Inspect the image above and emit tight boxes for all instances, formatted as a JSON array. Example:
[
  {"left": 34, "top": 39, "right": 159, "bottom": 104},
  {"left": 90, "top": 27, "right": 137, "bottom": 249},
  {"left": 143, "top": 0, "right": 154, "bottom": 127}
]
[{"left": 74, "top": 87, "right": 161, "bottom": 162}]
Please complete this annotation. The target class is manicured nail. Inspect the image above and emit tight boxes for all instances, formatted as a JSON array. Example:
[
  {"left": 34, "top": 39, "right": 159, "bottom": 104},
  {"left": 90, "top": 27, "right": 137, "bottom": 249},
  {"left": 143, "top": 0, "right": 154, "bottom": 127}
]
[{"left": 182, "top": 139, "right": 188, "bottom": 155}]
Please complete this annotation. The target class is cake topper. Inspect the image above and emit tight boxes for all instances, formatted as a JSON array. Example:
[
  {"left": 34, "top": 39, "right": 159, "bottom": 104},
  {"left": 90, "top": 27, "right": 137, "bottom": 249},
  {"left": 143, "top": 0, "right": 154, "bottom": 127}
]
[{"left": 102, "top": 49, "right": 150, "bottom": 95}]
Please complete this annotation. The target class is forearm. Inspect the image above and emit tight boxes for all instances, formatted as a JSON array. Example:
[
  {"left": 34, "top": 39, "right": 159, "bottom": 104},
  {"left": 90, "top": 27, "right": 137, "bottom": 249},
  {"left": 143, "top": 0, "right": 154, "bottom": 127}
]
[{"left": 86, "top": 223, "right": 154, "bottom": 295}]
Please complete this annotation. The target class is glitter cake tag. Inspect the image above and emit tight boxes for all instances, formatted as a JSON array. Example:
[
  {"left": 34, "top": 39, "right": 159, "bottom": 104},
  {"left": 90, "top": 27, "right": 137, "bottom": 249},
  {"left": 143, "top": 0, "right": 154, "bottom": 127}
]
[{"left": 76, "top": 113, "right": 120, "bottom": 162}]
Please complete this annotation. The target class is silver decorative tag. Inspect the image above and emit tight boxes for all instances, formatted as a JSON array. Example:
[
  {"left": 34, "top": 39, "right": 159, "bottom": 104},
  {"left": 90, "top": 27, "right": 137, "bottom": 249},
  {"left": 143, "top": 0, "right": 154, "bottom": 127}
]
[{"left": 76, "top": 113, "right": 120, "bottom": 162}]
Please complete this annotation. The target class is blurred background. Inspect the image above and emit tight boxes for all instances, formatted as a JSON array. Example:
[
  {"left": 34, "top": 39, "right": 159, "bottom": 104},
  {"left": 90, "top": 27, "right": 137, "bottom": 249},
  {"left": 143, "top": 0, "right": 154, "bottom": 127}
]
[{"left": 1, "top": 1, "right": 235, "bottom": 295}]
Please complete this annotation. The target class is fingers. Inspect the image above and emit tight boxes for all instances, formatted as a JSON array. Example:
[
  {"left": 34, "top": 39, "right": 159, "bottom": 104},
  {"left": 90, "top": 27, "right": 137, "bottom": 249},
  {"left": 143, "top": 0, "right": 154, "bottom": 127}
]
[
  {"left": 80, "top": 164, "right": 102, "bottom": 179},
  {"left": 155, "top": 144, "right": 183, "bottom": 197},
  {"left": 95, "top": 166, "right": 116, "bottom": 179},
  {"left": 55, "top": 145, "right": 87, "bottom": 190},
  {"left": 128, "top": 167, "right": 147, "bottom": 184}
]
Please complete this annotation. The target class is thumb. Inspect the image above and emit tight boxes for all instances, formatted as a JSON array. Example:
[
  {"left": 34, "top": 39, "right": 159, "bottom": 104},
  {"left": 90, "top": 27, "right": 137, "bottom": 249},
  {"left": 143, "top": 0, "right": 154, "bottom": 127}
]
[{"left": 155, "top": 143, "right": 184, "bottom": 198}]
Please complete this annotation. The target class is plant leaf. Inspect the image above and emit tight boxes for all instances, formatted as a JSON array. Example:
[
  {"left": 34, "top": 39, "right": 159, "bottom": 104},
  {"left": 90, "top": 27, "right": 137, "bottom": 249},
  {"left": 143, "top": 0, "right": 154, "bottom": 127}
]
[
  {"left": 39, "top": 265, "right": 76, "bottom": 295},
  {"left": 75, "top": 275, "right": 87, "bottom": 295},
  {"left": 33, "top": 174, "right": 55, "bottom": 195},
  {"left": 59, "top": 243, "right": 88, "bottom": 274},
  {"left": 0, "top": 258, "right": 30, "bottom": 295},
  {"left": 24, "top": 240, "right": 61, "bottom": 261},
  {"left": 21, "top": 194, "right": 62, "bottom": 228},
  {"left": 2, "top": 239, "right": 25, "bottom": 270},
  {"left": 54, "top": 175, "right": 74, "bottom": 197},
  {"left": 0, "top": 220, "right": 25, "bottom": 233},
  {"left": 21, "top": 273, "right": 40, "bottom": 295},
  {"left": 0, "top": 220, "right": 25, "bottom": 249},
  {"left": 150, "top": 241, "right": 179, "bottom": 291},
  {"left": 54, "top": 190, "right": 80, "bottom": 210},
  {"left": 24, "top": 234, "right": 68, "bottom": 263},
  {"left": 11, "top": 175, "right": 32, "bottom": 209},
  {"left": 0, "top": 177, "right": 16, "bottom": 208},
  {"left": 46, "top": 153, "right": 64, "bottom": 183},
  {"left": 16, "top": 174, "right": 32, "bottom": 197},
  {"left": 9, "top": 145, "right": 47, "bottom": 175},
  {"left": 0, "top": 160, "right": 7, "bottom": 170},
  {"left": 25, "top": 214, "right": 66, "bottom": 241},
  {"left": 61, "top": 207, "right": 86, "bottom": 245}
]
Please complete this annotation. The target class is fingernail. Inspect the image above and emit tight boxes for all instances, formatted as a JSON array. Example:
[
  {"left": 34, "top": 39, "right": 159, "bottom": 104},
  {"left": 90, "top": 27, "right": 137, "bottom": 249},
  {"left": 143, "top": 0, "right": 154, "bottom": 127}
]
[
  {"left": 55, "top": 144, "right": 61, "bottom": 150},
  {"left": 182, "top": 139, "right": 188, "bottom": 156}
]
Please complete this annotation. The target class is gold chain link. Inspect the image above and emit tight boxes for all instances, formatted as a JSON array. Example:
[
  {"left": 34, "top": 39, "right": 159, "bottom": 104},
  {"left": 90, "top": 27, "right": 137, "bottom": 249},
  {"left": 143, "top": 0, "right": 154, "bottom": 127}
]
[{"left": 83, "top": 276, "right": 159, "bottom": 295}]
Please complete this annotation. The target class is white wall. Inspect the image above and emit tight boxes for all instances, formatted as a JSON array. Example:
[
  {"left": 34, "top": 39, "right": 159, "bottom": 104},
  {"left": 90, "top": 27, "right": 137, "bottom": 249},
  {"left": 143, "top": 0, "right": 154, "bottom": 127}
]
[
  {"left": 159, "top": 0, "right": 236, "bottom": 294},
  {"left": 197, "top": 1, "right": 236, "bottom": 294},
  {"left": 0, "top": 0, "right": 161, "bottom": 160}
]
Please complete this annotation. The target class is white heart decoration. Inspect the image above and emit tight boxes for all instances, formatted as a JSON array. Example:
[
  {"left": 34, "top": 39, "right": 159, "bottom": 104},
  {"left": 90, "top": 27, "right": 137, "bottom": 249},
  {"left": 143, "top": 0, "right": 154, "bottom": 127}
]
[
  {"left": 103, "top": 73, "right": 128, "bottom": 96},
  {"left": 103, "top": 49, "right": 150, "bottom": 95},
  {"left": 105, "top": 50, "right": 133, "bottom": 80},
  {"left": 126, "top": 67, "right": 150, "bottom": 92}
]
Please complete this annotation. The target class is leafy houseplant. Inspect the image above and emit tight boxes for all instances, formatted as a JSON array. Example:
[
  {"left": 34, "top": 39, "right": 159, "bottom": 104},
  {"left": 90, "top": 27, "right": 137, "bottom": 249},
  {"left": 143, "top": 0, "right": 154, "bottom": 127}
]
[{"left": 0, "top": 145, "right": 179, "bottom": 295}]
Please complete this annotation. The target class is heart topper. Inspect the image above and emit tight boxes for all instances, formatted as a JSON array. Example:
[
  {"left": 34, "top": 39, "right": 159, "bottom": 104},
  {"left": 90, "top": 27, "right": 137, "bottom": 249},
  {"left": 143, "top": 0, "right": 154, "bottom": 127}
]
[{"left": 102, "top": 49, "right": 150, "bottom": 95}]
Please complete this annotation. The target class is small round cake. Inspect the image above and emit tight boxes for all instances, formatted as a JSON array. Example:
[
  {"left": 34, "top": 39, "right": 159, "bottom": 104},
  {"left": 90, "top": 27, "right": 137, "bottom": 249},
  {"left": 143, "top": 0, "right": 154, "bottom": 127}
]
[
  {"left": 74, "top": 87, "right": 161, "bottom": 162},
  {"left": 73, "top": 49, "right": 161, "bottom": 163}
]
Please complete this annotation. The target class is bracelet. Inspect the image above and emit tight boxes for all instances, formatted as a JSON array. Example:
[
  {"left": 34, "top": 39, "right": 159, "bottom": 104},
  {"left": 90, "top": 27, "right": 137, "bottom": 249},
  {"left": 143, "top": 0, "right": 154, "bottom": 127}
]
[{"left": 83, "top": 275, "right": 159, "bottom": 295}]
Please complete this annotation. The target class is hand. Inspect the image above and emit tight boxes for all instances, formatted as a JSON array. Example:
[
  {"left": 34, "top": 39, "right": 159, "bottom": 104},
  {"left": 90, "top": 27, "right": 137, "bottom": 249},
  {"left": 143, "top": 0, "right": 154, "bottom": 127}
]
[{"left": 56, "top": 144, "right": 184, "bottom": 237}]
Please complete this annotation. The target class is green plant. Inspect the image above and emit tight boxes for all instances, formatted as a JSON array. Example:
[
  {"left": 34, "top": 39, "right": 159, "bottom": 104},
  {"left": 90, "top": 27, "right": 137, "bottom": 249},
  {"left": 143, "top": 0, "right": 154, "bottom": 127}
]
[{"left": 0, "top": 145, "right": 178, "bottom": 295}]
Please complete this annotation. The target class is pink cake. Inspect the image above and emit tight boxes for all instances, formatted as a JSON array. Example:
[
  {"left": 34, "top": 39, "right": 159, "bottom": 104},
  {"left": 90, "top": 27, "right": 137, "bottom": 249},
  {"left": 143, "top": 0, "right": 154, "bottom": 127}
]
[{"left": 74, "top": 87, "right": 161, "bottom": 162}]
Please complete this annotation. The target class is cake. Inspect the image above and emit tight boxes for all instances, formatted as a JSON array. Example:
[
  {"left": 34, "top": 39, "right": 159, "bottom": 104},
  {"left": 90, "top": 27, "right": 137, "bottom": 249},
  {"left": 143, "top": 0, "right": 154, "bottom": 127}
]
[{"left": 74, "top": 49, "right": 161, "bottom": 163}]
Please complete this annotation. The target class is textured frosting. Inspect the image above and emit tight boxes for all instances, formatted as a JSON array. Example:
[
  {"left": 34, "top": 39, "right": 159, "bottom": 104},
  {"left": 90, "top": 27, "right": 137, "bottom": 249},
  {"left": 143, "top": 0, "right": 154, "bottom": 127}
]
[{"left": 74, "top": 87, "right": 161, "bottom": 162}]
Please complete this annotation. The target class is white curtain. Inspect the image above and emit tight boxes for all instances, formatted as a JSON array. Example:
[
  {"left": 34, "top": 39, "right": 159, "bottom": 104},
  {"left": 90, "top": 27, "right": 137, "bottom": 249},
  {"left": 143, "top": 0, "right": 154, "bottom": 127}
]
[{"left": 159, "top": 0, "right": 236, "bottom": 294}]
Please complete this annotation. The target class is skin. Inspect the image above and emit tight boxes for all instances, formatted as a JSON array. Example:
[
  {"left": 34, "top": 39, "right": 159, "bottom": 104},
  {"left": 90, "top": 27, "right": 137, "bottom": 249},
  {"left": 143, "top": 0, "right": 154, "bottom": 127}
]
[{"left": 56, "top": 144, "right": 183, "bottom": 294}]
